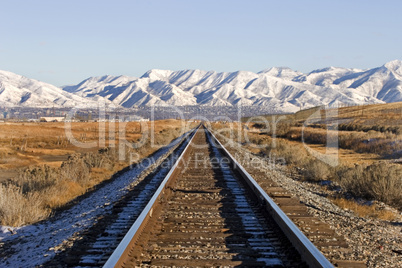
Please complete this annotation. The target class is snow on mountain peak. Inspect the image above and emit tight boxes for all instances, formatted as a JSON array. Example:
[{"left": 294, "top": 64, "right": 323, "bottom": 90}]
[
  {"left": 141, "top": 69, "right": 173, "bottom": 80},
  {"left": 63, "top": 74, "right": 136, "bottom": 96},
  {"left": 383, "top": 60, "right": 402, "bottom": 75},
  {"left": 82, "top": 75, "right": 135, "bottom": 85},
  {"left": 384, "top": 59, "right": 402, "bottom": 68},
  {"left": 258, "top": 67, "right": 302, "bottom": 80}
]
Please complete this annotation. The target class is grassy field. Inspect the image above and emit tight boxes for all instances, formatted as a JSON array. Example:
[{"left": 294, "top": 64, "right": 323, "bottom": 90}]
[
  {"left": 0, "top": 120, "right": 196, "bottom": 226},
  {"left": 241, "top": 102, "right": 402, "bottom": 163},
  {"left": 213, "top": 102, "right": 402, "bottom": 217},
  {"left": 0, "top": 120, "right": 191, "bottom": 179}
]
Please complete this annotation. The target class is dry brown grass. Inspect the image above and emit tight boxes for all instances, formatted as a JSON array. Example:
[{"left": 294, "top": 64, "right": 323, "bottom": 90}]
[
  {"left": 0, "top": 120, "right": 191, "bottom": 174},
  {"left": 305, "top": 144, "right": 380, "bottom": 167},
  {"left": 240, "top": 104, "right": 401, "bottom": 166},
  {"left": 331, "top": 197, "right": 398, "bottom": 221},
  {"left": 0, "top": 120, "right": 196, "bottom": 226},
  {"left": 285, "top": 126, "right": 401, "bottom": 158},
  {"left": 0, "top": 184, "right": 50, "bottom": 226},
  {"left": 335, "top": 102, "right": 402, "bottom": 125},
  {"left": 45, "top": 180, "right": 86, "bottom": 209},
  {"left": 242, "top": 102, "right": 402, "bottom": 160}
]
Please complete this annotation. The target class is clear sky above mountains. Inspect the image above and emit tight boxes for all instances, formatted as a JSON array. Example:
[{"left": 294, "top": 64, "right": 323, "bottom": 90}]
[{"left": 1, "top": 0, "right": 401, "bottom": 86}]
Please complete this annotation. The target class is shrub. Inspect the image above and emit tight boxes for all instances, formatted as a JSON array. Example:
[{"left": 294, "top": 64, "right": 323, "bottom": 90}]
[
  {"left": 60, "top": 154, "right": 91, "bottom": 185},
  {"left": 274, "top": 142, "right": 307, "bottom": 166},
  {"left": 82, "top": 148, "right": 116, "bottom": 170},
  {"left": 302, "top": 160, "right": 332, "bottom": 181},
  {"left": 16, "top": 165, "right": 59, "bottom": 194},
  {"left": 275, "top": 123, "right": 292, "bottom": 137},
  {"left": 338, "top": 163, "right": 402, "bottom": 209}
]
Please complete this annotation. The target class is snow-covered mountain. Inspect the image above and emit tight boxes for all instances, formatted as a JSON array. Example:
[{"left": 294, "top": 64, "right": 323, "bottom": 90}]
[
  {"left": 293, "top": 60, "right": 402, "bottom": 103},
  {"left": 0, "top": 70, "right": 97, "bottom": 108},
  {"left": 1, "top": 60, "right": 401, "bottom": 111}
]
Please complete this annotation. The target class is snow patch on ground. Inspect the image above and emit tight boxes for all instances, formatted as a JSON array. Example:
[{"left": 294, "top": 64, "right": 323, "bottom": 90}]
[{"left": 0, "top": 133, "right": 189, "bottom": 267}]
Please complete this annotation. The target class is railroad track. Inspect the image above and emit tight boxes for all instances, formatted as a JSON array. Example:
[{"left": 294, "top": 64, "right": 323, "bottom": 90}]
[
  {"left": 101, "top": 126, "right": 333, "bottom": 267},
  {"left": 44, "top": 128, "right": 198, "bottom": 267}
]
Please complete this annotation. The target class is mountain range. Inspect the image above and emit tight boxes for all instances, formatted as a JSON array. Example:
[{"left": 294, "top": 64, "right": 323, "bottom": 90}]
[{"left": 1, "top": 60, "right": 402, "bottom": 113}]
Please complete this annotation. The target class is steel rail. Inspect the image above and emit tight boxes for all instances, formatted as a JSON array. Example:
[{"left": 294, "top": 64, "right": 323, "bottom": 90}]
[
  {"left": 207, "top": 128, "right": 333, "bottom": 268},
  {"left": 103, "top": 126, "right": 199, "bottom": 268}
]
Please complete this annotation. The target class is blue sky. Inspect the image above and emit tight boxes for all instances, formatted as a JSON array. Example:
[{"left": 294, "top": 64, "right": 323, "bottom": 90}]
[{"left": 1, "top": 0, "right": 401, "bottom": 86}]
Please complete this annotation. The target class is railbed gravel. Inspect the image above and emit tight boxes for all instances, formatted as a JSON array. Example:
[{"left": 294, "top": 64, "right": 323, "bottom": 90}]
[{"left": 219, "top": 136, "right": 402, "bottom": 268}]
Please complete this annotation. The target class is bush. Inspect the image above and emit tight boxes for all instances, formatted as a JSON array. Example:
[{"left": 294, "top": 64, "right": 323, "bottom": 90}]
[
  {"left": 16, "top": 165, "right": 59, "bottom": 194},
  {"left": 302, "top": 160, "right": 332, "bottom": 181},
  {"left": 82, "top": 148, "right": 116, "bottom": 170},
  {"left": 338, "top": 163, "right": 402, "bottom": 209},
  {"left": 274, "top": 142, "right": 308, "bottom": 166},
  {"left": 60, "top": 154, "right": 91, "bottom": 185}
]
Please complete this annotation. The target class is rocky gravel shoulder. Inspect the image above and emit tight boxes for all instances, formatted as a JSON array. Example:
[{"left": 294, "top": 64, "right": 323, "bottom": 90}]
[{"left": 221, "top": 137, "right": 402, "bottom": 268}]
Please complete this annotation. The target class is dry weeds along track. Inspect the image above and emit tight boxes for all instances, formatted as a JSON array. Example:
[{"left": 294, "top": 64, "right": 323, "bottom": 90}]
[{"left": 48, "top": 126, "right": 356, "bottom": 267}]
